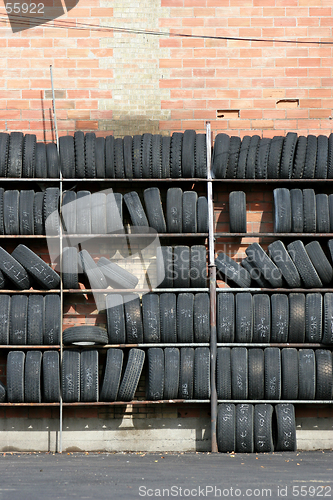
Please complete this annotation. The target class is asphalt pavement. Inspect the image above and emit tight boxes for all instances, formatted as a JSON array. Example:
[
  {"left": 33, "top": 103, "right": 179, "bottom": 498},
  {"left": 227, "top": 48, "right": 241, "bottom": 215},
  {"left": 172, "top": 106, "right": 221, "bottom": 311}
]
[{"left": 0, "top": 450, "right": 331, "bottom": 499}]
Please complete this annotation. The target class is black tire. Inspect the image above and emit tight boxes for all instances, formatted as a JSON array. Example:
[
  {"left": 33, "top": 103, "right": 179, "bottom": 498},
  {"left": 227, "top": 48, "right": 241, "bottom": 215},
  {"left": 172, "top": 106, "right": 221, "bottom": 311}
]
[
  {"left": 235, "top": 293, "right": 253, "bottom": 342},
  {"left": 100, "top": 348, "right": 123, "bottom": 402},
  {"left": 12, "top": 244, "right": 60, "bottom": 290},
  {"left": 246, "top": 242, "right": 283, "bottom": 288},
  {"left": 76, "top": 191, "right": 91, "bottom": 234},
  {"left": 292, "top": 136, "right": 307, "bottom": 179},
  {"left": 267, "top": 136, "right": 284, "bottom": 179},
  {"left": 177, "top": 293, "right": 194, "bottom": 343},
  {"left": 74, "top": 131, "right": 85, "bottom": 178},
  {"left": 34, "top": 192, "right": 44, "bottom": 235},
  {"left": 226, "top": 136, "right": 241, "bottom": 179},
  {"left": 142, "top": 133, "right": 153, "bottom": 178},
  {"left": 9, "top": 295, "right": 28, "bottom": 345},
  {"left": 144, "top": 188, "right": 167, "bottom": 232},
  {"left": 27, "top": 295, "right": 43, "bottom": 345},
  {"left": 273, "top": 188, "right": 291, "bottom": 232},
  {"left": 160, "top": 293, "right": 177, "bottom": 343},
  {"left": 161, "top": 136, "right": 171, "bottom": 178},
  {"left": 132, "top": 135, "right": 142, "bottom": 178},
  {"left": 44, "top": 295, "right": 61, "bottom": 345},
  {"left": 182, "top": 130, "right": 195, "bottom": 178},
  {"left": 44, "top": 187, "right": 60, "bottom": 236},
  {"left": 268, "top": 240, "right": 301, "bottom": 288},
  {"left": 79, "top": 249, "right": 107, "bottom": 290},
  {"left": 194, "top": 293, "right": 210, "bottom": 343},
  {"left": 255, "top": 137, "right": 270, "bottom": 179},
  {"left": 124, "top": 191, "right": 149, "bottom": 227},
  {"left": 236, "top": 404, "right": 254, "bottom": 453},
  {"left": 212, "top": 133, "right": 229, "bottom": 178},
  {"left": 217, "top": 293, "right": 234, "bottom": 343},
  {"left": 287, "top": 240, "right": 322, "bottom": 288},
  {"left": 4, "top": 190, "right": 19, "bottom": 235},
  {"left": 254, "top": 404, "right": 274, "bottom": 452},
  {"left": 170, "top": 132, "right": 183, "bottom": 178},
  {"left": 0, "top": 246, "right": 30, "bottom": 290},
  {"left": 190, "top": 245, "right": 206, "bottom": 288},
  {"left": 7, "top": 351, "right": 25, "bottom": 403},
  {"left": 106, "top": 294, "right": 126, "bottom": 344},
  {"left": 91, "top": 192, "right": 107, "bottom": 234},
  {"left": 315, "top": 350, "right": 333, "bottom": 400},
  {"left": 290, "top": 188, "right": 304, "bottom": 232},
  {"left": 298, "top": 349, "right": 315, "bottom": 400},
  {"left": 142, "top": 293, "right": 160, "bottom": 342},
  {"left": 46, "top": 143, "right": 60, "bottom": 179},
  {"left": 105, "top": 135, "right": 115, "bottom": 178},
  {"left": 237, "top": 136, "right": 251, "bottom": 179},
  {"left": 215, "top": 251, "right": 251, "bottom": 288},
  {"left": 329, "top": 195, "right": 333, "bottom": 233},
  {"left": 316, "top": 194, "right": 330, "bottom": 233},
  {"left": 195, "top": 133, "right": 207, "bottom": 178},
  {"left": 166, "top": 188, "right": 182, "bottom": 233},
  {"left": 229, "top": 191, "right": 246, "bottom": 233},
  {"left": 303, "top": 189, "right": 316, "bottom": 233},
  {"left": 95, "top": 137, "right": 106, "bottom": 178},
  {"left": 0, "top": 188, "right": 4, "bottom": 235},
  {"left": 323, "top": 293, "right": 333, "bottom": 345},
  {"left": 42, "top": 351, "right": 60, "bottom": 402},
  {"left": 288, "top": 293, "right": 305, "bottom": 343},
  {"left": 328, "top": 133, "right": 333, "bottom": 178},
  {"left": 85, "top": 132, "right": 96, "bottom": 178},
  {"left": 80, "top": 349, "right": 99, "bottom": 402},
  {"left": 264, "top": 347, "right": 281, "bottom": 400},
  {"left": 241, "top": 257, "right": 271, "bottom": 288},
  {"left": 0, "top": 295, "right": 10, "bottom": 344},
  {"left": 216, "top": 348, "right": 231, "bottom": 399},
  {"left": 316, "top": 135, "right": 328, "bottom": 178},
  {"left": 275, "top": 403, "right": 297, "bottom": 451},
  {"left": 164, "top": 348, "right": 180, "bottom": 399},
  {"left": 173, "top": 246, "right": 190, "bottom": 288},
  {"left": 280, "top": 132, "right": 297, "bottom": 179},
  {"left": 270, "top": 294, "right": 289, "bottom": 342},
  {"left": 248, "top": 348, "right": 264, "bottom": 400},
  {"left": 303, "top": 135, "right": 317, "bottom": 179},
  {"left": 24, "top": 350, "right": 42, "bottom": 403},
  {"left": 23, "top": 134, "right": 36, "bottom": 178},
  {"left": 62, "top": 350, "right": 80, "bottom": 403},
  {"left": 179, "top": 347, "right": 194, "bottom": 399},
  {"left": 106, "top": 192, "right": 123, "bottom": 233},
  {"left": 7, "top": 132, "right": 23, "bottom": 178},
  {"left": 62, "top": 247, "right": 79, "bottom": 289},
  {"left": 118, "top": 348, "right": 145, "bottom": 401},
  {"left": 146, "top": 348, "right": 164, "bottom": 400},
  {"left": 63, "top": 325, "right": 108, "bottom": 346},
  {"left": 98, "top": 257, "right": 138, "bottom": 289},
  {"left": 281, "top": 348, "right": 298, "bottom": 400},
  {"left": 123, "top": 135, "right": 133, "bottom": 179},
  {"left": 253, "top": 294, "right": 270, "bottom": 342},
  {"left": 197, "top": 197, "right": 208, "bottom": 233},
  {"left": 0, "top": 133, "right": 9, "bottom": 177},
  {"left": 305, "top": 240, "right": 333, "bottom": 285},
  {"left": 19, "top": 190, "right": 34, "bottom": 235},
  {"left": 59, "top": 135, "right": 75, "bottom": 178},
  {"left": 194, "top": 347, "right": 210, "bottom": 399},
  {"left": 246, "top": 135, "right": 260, "bottom": 179},
  {"left": 231, "top": 347, "right": 248, "bottom": 399},
  {"left": 151, "top": 134, "right": 162, "bottom": 178},
  {"left": 305, "top": 293, "right": 323, "bottom": 343},
  {"left": 182, "top": 191, "right": 197, "bottom": 233},
  {"left": 114, "top": 137, "right": 125, "bottom": 179},
  {"left": 217, "top": 403, "right": 236, "bottom": 452},
  {"left": 156, "top": 246, "right": 173, "bottom": 288},
  {"left": 61, "top": 190, "right": 76, "bottom": 234},
  {"left": 124, "top": 294, "right": 143, "bottom": 343}
]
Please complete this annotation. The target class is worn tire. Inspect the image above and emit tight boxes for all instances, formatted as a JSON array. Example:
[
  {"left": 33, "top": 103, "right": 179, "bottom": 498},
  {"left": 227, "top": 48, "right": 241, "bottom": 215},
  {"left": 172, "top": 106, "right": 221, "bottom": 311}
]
[
  {"left": 100, "top": 348, "right": 123, "bottom": 402},
  {"left": 271, "top": 294, "right": 289, "bottom": 342},
  {"left": 217, "top": 293, "right": 234, "bottom": 343},
  {"left": 179, "top": 347, "right": 194, "bottom": 399},
  {"left": 217, "top": 403, "right": 236, "bottom": 452},
  {"left": 194, "top": 347, "right": 210, "bottom": 399},
  {"left": 160, "top": 293, "right": 177, "bottom": 343},
  {"left": 21, "top": 190, "right": 36, "bottom": 235},
  {"left": 164, "top": 348, "right": 180, "bottom": 399},
  {"left": 24, "top": 351, "right": 42, "bottom": 403},
  {"left": 231, "top": 347, "right": 248, "bottom": 400},
  {"left": 248, "top": 348, "right": 264, "bottom": 400},
  {"left": 264, "top": 347, "right": 281, "bottom": 400},
  {"left": 80, "top": 350, "right": 99, "bottom": 402},
  {"left": 275, "top": 404, "right": 297, "bottom": 451},
  {"left": 42, "top": 351, "right": 60, "bottom": 402},
  {"left": 106, "top": 294, "right": 126, "bottom": 344},
  {"left": 63, "top": 325, "right": 108, "bottom": 346},
  {"left": 62, "top": 350, "right": 80, "bottom": 403},
  {"left": 146, "top": 348, "right": 164, "bottom": 400},
  {"left": 118, "top": 348, "right": 145, "bottom": 401},
  {"left": 7, "top": 351, "right": 25, "bottom": 403},
  {"left": 12, "top": 244, "right": 60, "bottom": 290}
]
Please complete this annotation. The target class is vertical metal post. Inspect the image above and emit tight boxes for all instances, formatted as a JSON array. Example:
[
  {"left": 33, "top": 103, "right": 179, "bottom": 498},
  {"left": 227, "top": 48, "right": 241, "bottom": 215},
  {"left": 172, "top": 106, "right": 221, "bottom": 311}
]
[
  {"left": 206, "top": 122, "right": 218, "bottom": 453},
  {"left": 50, "top": 65, "right": 59, "bottom": 151},
  {"left": 59, "top": 173, "right": 63, "bottom": 453}
]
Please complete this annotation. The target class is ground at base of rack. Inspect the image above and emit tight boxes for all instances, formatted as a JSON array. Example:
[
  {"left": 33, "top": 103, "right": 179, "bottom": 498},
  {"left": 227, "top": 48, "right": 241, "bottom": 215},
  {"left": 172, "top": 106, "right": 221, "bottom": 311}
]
[{"left": 0, "top": 451, "right": 331, "bottom": 500}]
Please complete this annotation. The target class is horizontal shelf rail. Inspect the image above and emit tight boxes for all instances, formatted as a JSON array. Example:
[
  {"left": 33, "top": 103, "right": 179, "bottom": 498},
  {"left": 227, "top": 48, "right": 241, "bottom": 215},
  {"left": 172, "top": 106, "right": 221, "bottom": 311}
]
[
  {"left": 62, "top": 399, "right": 211, "bottom": 406},
  {"left": 63, "top": 343, "right": 210, "bottom": 348},
  {"left": 216, "top": 343, "right": 327, "bottom": 348},
  {"left": 62, "top": 178, "right": 207, "bottom": 183},
  {"left": 0, "top": 403, "right": 60, "bottom": 406},
  {"left": 215, "top": 233, "right": 333, "bottom": 238},
  {"left": 0, "top": 289, "right": 61, "bottom": 294},
  {"left": 63, "top": 288, "right": 210, "bottom": 293},
  {"left": 0, "top": 345, "right": 60, "bottom": 349},
  {"left": 216, "top": 287, "right": 333, "bottom": 293},
  {"left": 218, "top": 400, "right": 333, "bottom": 404}
]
